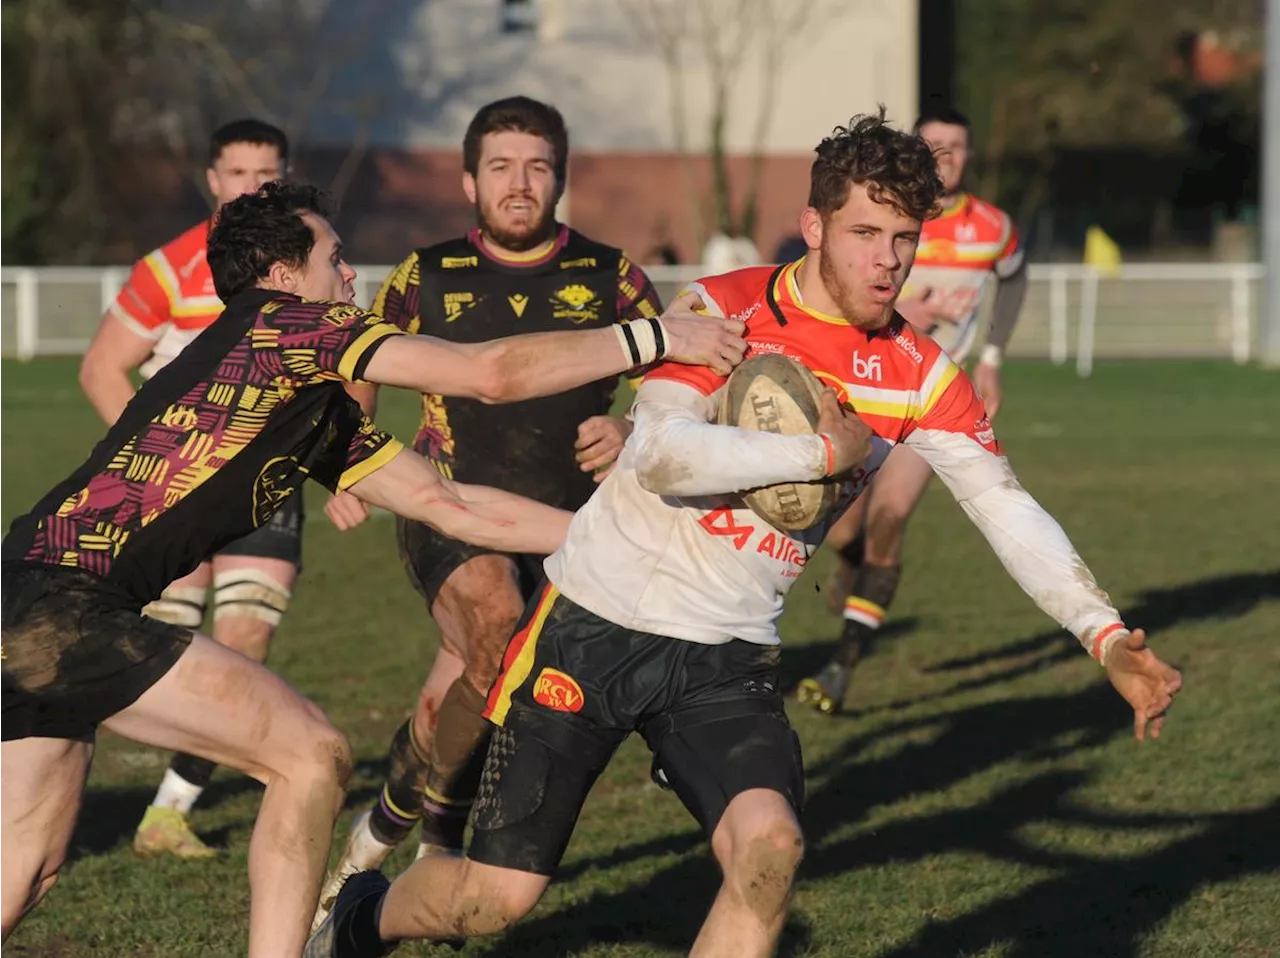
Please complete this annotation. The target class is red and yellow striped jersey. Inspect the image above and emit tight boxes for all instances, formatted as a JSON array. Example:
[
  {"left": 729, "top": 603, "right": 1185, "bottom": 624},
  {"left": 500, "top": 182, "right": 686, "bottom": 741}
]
[{"left": 109, "top": 220, "right": 224, "bottom": 379}]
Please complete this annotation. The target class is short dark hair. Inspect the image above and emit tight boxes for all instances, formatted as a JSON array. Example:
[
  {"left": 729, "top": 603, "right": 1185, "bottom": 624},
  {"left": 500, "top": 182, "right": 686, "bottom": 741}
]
[
  {"left": 913, "top": 105, "right": 972, "bottom": 136},
  {"left": 462, "top": 96, "right": 569, "bottom": 183},
  {"left": 808, "top": 108, "right": 943, "bottom": 222},
  {"left": 209, "top": 118, "right": 290, "bottom": 166},
  {"left": 207, "top": 180, "right": 332, "bottom": 301}
]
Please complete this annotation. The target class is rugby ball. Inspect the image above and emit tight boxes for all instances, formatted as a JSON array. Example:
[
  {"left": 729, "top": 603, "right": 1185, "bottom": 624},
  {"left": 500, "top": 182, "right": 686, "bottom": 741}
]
[{"left": 718, "top": 353, "right": 841, "bottom": 531}]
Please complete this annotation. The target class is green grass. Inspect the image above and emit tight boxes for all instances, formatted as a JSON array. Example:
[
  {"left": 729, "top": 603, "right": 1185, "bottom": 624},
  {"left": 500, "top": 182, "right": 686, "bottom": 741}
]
[{"left": 3, "top": 358, "right": 1279, "bottom": 958}]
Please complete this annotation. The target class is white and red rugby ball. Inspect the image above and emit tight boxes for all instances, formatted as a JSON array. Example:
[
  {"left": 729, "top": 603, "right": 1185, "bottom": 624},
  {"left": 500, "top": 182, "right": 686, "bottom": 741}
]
[{"left": 717, "top": 353, "right": 841, "bottom": 531}]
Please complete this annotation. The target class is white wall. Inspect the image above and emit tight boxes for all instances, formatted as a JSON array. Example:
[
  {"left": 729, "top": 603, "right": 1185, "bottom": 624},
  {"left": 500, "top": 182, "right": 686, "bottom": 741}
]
[{"left": 319, "top": 0, "right": 917, "bottom": 153}]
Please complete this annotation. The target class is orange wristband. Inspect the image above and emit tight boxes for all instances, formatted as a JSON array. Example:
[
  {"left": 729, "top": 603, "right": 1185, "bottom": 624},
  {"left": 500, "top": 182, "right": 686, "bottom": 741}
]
[
  {"left": 1091, "top": 622, "right": 1125, "bottom": 662},
  {"left": 820, "top": 434, "right": 835, "bottom": 476}
]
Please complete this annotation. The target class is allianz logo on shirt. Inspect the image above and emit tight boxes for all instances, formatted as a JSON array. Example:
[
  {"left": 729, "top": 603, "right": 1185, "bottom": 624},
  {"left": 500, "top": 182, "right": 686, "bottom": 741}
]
[{"left": 851, "top": 351, "right": 882, "bottom": 382}]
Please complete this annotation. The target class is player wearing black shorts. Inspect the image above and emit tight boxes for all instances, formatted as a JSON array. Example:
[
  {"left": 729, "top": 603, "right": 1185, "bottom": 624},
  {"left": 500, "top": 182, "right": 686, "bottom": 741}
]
[
  {"left": 78, "top": 120, "right": 344, "bottom": 857},
  {"left": 1, "top": 180, "right": 747, "bottom": 956},
  {"left": 315, "top": 96, "right": 665, "bottom": 922},
  {"left": 306, "top": 114, "right": 1182, "bottom": 958}
]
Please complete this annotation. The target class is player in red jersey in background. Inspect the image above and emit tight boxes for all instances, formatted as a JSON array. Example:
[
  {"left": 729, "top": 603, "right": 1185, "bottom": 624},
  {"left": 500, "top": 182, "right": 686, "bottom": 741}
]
[{"left": 799, "top": 105, "right": 1032, "bottom": 715}]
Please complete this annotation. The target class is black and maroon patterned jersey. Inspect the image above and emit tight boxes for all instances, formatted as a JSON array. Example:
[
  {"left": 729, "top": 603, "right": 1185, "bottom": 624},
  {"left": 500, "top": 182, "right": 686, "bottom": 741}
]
[
  {"left": 3, "top": 289, "right": 405, "bottom": 607},
  {"left": 372, "top": 225, "right": 663, "bottom": 511}
]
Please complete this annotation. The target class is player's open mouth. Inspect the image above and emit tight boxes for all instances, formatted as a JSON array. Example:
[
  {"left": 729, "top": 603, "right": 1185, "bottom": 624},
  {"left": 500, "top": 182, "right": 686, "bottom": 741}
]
[{"left": 868, "top": 283, "right": 896, "bottom": 302}]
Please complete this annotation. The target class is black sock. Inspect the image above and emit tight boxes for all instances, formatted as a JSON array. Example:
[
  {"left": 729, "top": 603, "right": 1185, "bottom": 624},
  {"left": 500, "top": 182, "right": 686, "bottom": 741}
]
[
  {"left": 170, "top": 753, "right": 217, "bottom": 788},
  {"left": 835, "top": 619, "right": 875, "bottom": 669},
  {"left": 338, "top": 888, "right": 393, "bottom": 958},
  {"left": 368, "top": 719, "right": 430, "bottom": 846}
]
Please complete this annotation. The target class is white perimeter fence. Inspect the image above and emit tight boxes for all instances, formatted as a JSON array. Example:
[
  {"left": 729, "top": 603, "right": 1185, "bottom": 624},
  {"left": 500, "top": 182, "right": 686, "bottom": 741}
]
[{"left": 0, "top": 262, "right": 1266, "bottom": 376}]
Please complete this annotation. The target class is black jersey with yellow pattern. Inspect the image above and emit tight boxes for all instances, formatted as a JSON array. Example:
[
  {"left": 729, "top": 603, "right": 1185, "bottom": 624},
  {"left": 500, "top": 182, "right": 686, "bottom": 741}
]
[
  {"left": 373, "top": 225, "right": 662, "bottom": 510},
  {"left": 3, "top": 290, "right": 403, "bottom": 607}
]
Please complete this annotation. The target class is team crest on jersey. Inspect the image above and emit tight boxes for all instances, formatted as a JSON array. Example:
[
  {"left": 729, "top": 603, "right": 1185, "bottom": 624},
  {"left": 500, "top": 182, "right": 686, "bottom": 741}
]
[
  {"left": 442, "top": 255, "right": 478, "bottom": 269},
  {"left": 532, "top": 667, "right": 585, "bottom": 713},
  {"left": 551, "top": 283, "right": 601, "bottom": 323},
  {"left": 443, "top": 291, "right": 477, "bottom": 322},
  {"left": 320, "top": 304, "right": 365, "bottom": 327},
  {"left": 252, "top": 455, "right": 305, "bottom": 528}
]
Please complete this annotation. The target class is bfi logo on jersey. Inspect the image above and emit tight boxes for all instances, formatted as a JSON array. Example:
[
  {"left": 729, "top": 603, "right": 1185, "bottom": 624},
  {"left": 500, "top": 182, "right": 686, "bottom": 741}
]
[
  {"left": 851, "top": 351, "right": 882, "bottom": 382},
  {"left": 532, "top": 667, "right": 585, "bottom": 713}
]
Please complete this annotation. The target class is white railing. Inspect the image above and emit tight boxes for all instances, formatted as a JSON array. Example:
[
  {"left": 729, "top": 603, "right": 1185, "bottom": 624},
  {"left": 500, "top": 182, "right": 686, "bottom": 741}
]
[{"left": 0, "top": 262, "right": 1266, "bottom": 375}]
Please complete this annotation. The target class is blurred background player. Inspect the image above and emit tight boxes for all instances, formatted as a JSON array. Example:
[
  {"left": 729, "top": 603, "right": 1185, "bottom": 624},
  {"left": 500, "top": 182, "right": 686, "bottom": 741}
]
[
  {"left": 79, "top": 118, "right": 323, "bottom": 857},
  {"left": 798, "top": 105, "right": 1029, "bottom": 716},
  {"left": 314, "top": 96, "right": 665, "bottom": 923}
]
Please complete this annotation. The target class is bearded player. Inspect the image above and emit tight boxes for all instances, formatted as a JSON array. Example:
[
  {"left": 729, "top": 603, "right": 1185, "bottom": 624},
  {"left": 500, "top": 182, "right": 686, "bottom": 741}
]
[
  {"left": 313, "top": 96, "right": 666, "bottom": 925},
  {"left": 799, "top": 105, "right": 1032, "bottom": 715}
]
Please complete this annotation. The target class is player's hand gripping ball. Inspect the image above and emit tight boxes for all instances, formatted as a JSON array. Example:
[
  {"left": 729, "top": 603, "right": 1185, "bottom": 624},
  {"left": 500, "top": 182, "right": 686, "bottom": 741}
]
[{"left": 717, "top": 353, "right": 844, "bottom": 531}]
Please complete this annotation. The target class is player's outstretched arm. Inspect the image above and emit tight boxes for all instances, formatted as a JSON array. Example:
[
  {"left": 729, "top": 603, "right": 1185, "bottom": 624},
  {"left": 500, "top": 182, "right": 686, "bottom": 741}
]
[
  {"left": 906, "top": 409, "right": 1183, "bottom": 739},
  {"left": 630, "top": 381, "right": 871, "bottom": 497},
  {"left": 344, "top": 448, "right": 571, "bottom": 555},
  {"left": 360, "top": 292, "right": 746, "bottom": 404}
]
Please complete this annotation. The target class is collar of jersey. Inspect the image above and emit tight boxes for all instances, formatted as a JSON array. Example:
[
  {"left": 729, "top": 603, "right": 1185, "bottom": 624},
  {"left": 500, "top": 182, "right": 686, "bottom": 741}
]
[
  {"left": 777, "top": 258, "right": 855, "bottom": 327},
  {"left": 932, "top": 192, "right": 971, "bottom": 221},
  {"left": 469, "top": 224, "right": 568, "bottom": 267}
]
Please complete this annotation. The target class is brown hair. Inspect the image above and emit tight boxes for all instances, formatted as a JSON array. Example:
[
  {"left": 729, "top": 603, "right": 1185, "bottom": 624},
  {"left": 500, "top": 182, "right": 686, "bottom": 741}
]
[
  {"left": 463, "top": 96, "right": 569, "bottom": 183},
  {"left": 808, "top": 107, "right": 942, "bottom": 222}
]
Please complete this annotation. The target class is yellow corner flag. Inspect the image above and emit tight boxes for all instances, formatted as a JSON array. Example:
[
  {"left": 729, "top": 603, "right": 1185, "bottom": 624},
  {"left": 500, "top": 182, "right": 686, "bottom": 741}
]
[{"left": 1084, "top": 226, "right": 1122, "bottom": 277}]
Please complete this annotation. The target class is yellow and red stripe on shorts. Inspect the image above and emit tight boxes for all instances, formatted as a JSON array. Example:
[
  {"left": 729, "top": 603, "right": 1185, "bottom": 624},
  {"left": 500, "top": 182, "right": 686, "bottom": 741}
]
[{"left": 483, "top": 583, "right": 559, "bottom": 726}]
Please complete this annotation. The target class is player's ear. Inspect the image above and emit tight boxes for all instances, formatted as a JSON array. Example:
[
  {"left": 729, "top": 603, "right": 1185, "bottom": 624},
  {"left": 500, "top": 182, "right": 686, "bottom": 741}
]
[
  {"left": 800, "top": 208, "right": 823, "bottom": 251},
  {"left": 266, "top": 260, "right": 299, "bottom": 294},
  {"left": 462, "top": 172, "right": 478, "bottom": 205},
  {"left": 205, "top": 166, "right": 220, "bottom": 202}
]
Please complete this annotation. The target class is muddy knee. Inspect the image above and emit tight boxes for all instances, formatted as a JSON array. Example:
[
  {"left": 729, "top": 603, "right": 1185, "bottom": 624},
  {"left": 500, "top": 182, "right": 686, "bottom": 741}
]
[
  {"left": 447, "top": 863, "right": 543, "bottom": 935},
  {"left": 282, "top": 719, "right": 353, "bottom": 800},
  {"left": 725, "top": 824, "right": 805, "bottom": 920}
]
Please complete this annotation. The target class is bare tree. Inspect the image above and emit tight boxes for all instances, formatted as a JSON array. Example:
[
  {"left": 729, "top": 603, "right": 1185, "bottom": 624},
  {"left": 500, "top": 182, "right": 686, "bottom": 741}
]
[
  {"left": 620, "top": 0, "right": 845, "bottom": 247},
  {"left": 144, "top": 0, "right": 392, "bottom": 211}
]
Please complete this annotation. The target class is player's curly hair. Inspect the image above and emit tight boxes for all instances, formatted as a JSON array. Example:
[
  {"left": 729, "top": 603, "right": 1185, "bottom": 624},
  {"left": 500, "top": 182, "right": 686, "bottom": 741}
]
[
  {"left": 808, "top": 107, "right": 943, "bottom": 222},
  {"left": 208, "top": 180, "right": 333, "bottom": 301}
]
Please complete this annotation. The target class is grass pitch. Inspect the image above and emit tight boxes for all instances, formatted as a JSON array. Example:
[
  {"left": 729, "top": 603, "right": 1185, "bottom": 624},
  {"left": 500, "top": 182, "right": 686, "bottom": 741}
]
[{"left": 2, "top": 358, "right": 1278, "bottom": 957}]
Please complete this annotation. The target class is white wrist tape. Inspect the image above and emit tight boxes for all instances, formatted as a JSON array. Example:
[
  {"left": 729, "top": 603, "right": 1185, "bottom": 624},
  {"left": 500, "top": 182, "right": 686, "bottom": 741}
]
[
  {"left": 979, "top": 344, "right": 1003, "bottom": 368},
  {"left": 614, "top": 318, "right": 669, "bottom": 369}
]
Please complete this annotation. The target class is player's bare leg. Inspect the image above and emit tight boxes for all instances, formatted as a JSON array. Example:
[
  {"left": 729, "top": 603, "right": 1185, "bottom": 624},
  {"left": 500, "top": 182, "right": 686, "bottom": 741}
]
[
  {"left": 692, "top": 789, "right": 804, "bottom": 958},
  {"left": 135, "top": 555, "right": 297, "bottom": 858},
  {"left": 1, "top": 736, "right": 94, "bottom": 938},
  {"left": 316, "top": 554, "right": 524, "bottom": 930},
  {"left": 418, "top": 555, "right": 525, "bottom": 856},
  {"left": 104, "top": 633, "right": 351, "bottom": 958},
  {"left": 821, "top": 495, "right": 868, "bottom": 613},
  {"left": 799, "top": 446, "right": 933, "bottom": 715},
  {"left": 314, "top": 642, "right": 463, "bottom": 929}
]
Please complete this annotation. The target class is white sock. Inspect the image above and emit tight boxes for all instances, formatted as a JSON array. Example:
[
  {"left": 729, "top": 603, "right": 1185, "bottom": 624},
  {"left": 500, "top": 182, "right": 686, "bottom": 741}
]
[{"left": 151, "top": 768, "right": 205, "bottom": 815}]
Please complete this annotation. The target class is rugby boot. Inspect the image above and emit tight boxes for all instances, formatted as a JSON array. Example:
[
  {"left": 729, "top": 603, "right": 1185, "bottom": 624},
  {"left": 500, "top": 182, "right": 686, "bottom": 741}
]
[
  {"left": 132, "top": 806, "right": 216, "bottom": 859},
  {"left": 313, "top": 809, "right": 397, "bottom": 932},
  {"left": 796, "top": 661, "right": 851, "bottom": 716}
]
